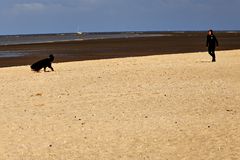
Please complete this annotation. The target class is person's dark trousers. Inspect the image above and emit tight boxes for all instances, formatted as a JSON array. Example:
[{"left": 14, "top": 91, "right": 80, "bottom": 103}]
[{"left": 208, "top": 47, "right": 216, "bottom": 62}]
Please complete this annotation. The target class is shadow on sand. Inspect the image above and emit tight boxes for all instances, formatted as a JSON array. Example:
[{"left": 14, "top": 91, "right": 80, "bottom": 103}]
[{"left": 196, "top": 60, "right": 212, "bottom": 63}]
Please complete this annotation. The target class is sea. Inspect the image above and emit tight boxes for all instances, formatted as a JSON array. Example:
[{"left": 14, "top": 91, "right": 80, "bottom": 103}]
[
  {"left": 0, "top": 31, "right": 239, "bottom": 58},
  {"left": 0, "top": 31, "right": 175, "bottom": 58},
  {"left": 0, "top": 31, "right": 174, "bottom": 46}
]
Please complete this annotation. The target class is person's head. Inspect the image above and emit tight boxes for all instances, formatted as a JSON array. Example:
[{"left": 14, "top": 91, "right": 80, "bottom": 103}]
[{"left": 208, "top": 29, "right": 213, "bottom": 35}]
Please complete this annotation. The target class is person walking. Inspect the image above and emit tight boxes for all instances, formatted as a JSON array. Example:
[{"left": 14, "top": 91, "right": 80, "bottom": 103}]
[{"left": 206, "top": 29, "right": 219, "bottom": 62}]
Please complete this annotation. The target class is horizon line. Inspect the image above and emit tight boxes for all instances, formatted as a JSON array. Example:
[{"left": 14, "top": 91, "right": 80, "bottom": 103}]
[{"left": 1, "top": 29, "right": 240, "bottom": 36}]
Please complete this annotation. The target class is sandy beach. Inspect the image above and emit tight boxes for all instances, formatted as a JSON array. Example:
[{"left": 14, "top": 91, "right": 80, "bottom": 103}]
[{"left": 0, "top": 50, "right": 240, "bottom": 159}]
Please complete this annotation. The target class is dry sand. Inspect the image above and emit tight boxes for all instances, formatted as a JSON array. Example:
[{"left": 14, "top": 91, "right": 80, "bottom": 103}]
[{"left": 0, "top": 50, "right": 240, "bottom": 160}]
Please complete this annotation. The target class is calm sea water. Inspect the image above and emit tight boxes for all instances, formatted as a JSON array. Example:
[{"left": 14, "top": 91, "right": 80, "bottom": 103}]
[
  {"left": 0, "top": 31, "right": 173, "bottom": 46},
  {"left": 0, "top": 31, "right": 174, "bottom": 58}
]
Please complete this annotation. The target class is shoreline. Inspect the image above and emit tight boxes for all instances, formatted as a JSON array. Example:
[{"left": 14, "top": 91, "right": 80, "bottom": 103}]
[
  {"left": 1, "top": 32, "right": 240, "bottom": 68},
  {"left": 1, "top": 49, "right": 240, "bottom": 69}
]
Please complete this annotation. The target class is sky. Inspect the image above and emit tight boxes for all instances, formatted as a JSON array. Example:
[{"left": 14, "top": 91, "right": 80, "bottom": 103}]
[{"left": 0, "top": 0, "right": 240, "bottom": 35}]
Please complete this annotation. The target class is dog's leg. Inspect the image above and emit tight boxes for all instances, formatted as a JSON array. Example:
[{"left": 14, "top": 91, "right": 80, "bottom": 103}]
[{"left": 48, "top": 64, "right": 54, "bottom": 71}]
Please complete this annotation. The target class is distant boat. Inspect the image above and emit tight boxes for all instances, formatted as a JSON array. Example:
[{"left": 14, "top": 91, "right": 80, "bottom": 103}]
[{"left": 77, "top": 32, "right": 82, "bottom": 35}]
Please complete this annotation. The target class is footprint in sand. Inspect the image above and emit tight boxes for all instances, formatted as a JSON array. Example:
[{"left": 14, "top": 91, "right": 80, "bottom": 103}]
[{"left": 30, "top": 93, "right": 43, "bottom": 97}]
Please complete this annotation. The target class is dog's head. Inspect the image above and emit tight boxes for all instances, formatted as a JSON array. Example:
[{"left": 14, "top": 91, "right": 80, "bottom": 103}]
[{"left": 49, "top": 54, "right": 54, "bottom": 62}]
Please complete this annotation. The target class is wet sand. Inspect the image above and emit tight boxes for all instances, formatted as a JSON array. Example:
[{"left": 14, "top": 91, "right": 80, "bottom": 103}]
[
  {"left": 1, "top": 32, "right": 240, "bottom": 67},
  {"left": 0, "top": 50, "right": 240, "bottom": 159}
]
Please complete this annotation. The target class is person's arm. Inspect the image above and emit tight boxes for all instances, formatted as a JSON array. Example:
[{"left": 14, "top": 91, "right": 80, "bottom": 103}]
[
  {"left": 206, "top": 36, "right": 209, "bottom": 47},
  {"left": 215, "top": 36, "right": 219, "bottom": 46}
]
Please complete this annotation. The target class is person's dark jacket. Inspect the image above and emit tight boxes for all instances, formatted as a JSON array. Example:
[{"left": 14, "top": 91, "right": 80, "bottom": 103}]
[{"left": 206, "top": 35, "right": 219, "bottom": 48}]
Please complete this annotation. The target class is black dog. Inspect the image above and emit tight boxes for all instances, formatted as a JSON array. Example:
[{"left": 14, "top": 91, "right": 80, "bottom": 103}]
[{"left": 31, "top": 55, "right": 54, "bottom": 72}]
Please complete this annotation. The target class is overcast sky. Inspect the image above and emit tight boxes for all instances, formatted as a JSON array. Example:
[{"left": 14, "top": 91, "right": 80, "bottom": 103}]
[{"left": 0, "top": 0, "right": 240, "bottom": 35}]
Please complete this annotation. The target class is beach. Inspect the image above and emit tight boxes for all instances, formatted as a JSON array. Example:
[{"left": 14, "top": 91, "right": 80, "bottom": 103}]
[{"left": 0, "top": 50, "right": 239, "bottom": 159}]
